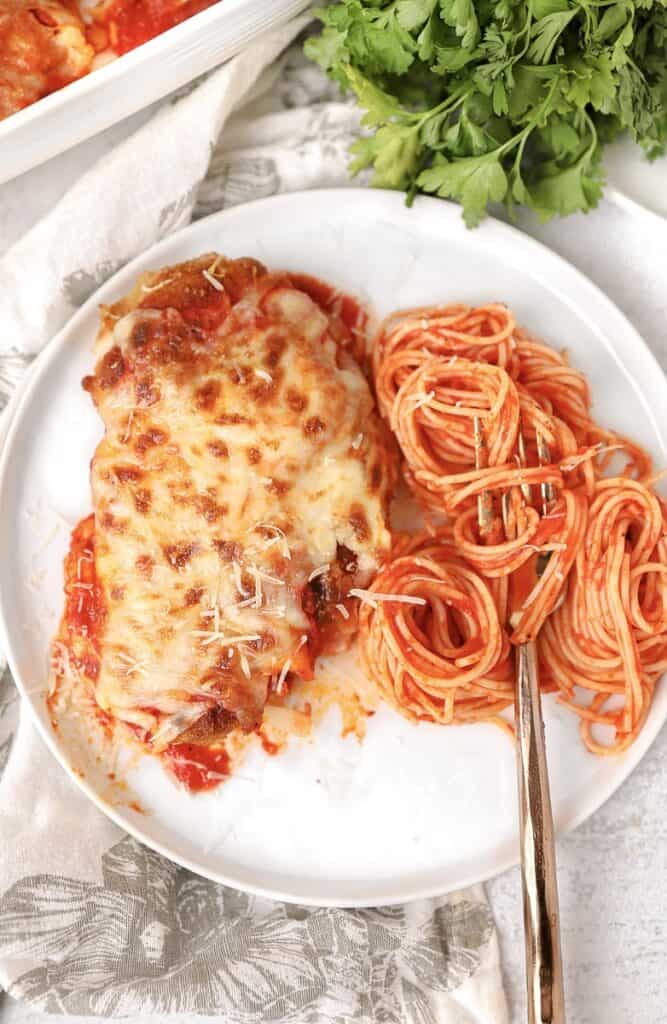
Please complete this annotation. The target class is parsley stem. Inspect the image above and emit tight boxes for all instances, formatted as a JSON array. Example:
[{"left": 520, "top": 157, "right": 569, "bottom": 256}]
[{"left": 415, "top": 87, "right": 471, "bottom": 130}]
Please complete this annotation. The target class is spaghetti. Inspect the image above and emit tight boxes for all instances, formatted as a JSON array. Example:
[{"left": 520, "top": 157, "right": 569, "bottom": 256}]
[
  {"left": 360, "top": 302, "right": 666, "bottom": 753},
  {"left": 541, "top": 478, "right": 667, "bottom": 753},
  {"left": 358, "top": 528, "right": 515, "bottom": 729}
]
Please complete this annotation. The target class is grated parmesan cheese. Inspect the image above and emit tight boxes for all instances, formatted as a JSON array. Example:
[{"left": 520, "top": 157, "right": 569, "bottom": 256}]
[
  {"left": 232, "top": 561, "right": 249, "bottom": 598},
  {"left": 409, "top": 390, "right": 435, "bottom": 410},
  {"left": 275, "top": 659, "right": 291, "bottom": 695},
  {"left": 126, "top": 662, "right": 149, "bottom": 678},
  {"left": 76, "top": 552, "right": 94, "bottom": 578},
  {"left": 141, "top": 277, "right": 173, "bottom": 294},
  {"left": 121, "top": 409, "right": 135, "bottom": 443},
  {"left": 191, "top": 631, "right": 262, "bottom": 648},
  {"left": 252, "top": 523, "right": 291, "bottom": 560},
  {"left": 202, "top": 269, "right": 224, "bottom": 292},
  {"left": 348, "top": 588, "right": 427, "bottom": 608}
]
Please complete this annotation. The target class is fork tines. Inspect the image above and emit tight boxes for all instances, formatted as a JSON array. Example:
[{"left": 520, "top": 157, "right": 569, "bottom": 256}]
[
  {"left": 472, "top": 418, "right": 557, "bottom": 575},
  {"left": 473, "top": 415, "right": 495, "bottom": 537}
]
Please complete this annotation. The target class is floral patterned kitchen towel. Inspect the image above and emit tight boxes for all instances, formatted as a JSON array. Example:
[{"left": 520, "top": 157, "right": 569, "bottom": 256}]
[{"left": 0, "top": 19, "right": 508, "bottom": 1023}]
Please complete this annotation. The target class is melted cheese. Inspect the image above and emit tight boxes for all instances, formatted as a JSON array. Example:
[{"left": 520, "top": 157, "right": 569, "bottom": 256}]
[
  {"left": 0, "top": 1, "right": 93, "bottom": 120},
  {"left": 81, "top": 255, "right": 393, "bottom": 747}
]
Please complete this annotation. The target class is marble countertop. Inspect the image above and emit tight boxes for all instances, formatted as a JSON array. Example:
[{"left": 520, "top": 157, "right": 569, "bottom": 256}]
[{"left": 1, "top": 117, "right": 666, "bottom": 1024}]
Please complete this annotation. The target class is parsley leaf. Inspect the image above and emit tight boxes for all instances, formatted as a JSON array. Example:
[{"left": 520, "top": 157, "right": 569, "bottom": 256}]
[
  {"left": 307, "top": 0, "right": 667, "bottom": 225},
  {"left": 527, "top": 11, "right": 576, "bottom": 64},
  {"left": 344, "top": 66, "right": 405, "bottom": 124},
  {"left": 419, "top": 154, "right": 508, "bottom": 225},
  {"left": 528, "top": 154, "right": 604, "bottom": 219}
]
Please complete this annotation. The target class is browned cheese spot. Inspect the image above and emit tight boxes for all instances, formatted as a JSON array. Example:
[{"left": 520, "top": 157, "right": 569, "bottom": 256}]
[
  {"left": 264, "top": 335, "right": 286, "bottom": 369},
  {"left": 349, "top": 503, "right": 370, "bottom": 542},
  {"left": 195, "top": 379, "right": 221, "bottom": 412},
  {"left": 135, "top": 377, "right": 160, "bottom": 406},
  {"left": 213, "top": 540, "right": 243, "bottom": 562},
  {"left": 114, "top": 465, "right": 143, "bottom": 483},
  {"left": 304, "top": 416, "right": 326, "bottom": 437},
  {"left": 249, "top": 380, "right": 275, "bottom": 404},
  {"left": 194, "top": 495, "right": 228, "bottom": 522},
  {"left": 135, "top": 427, "right": 168, "bottom": 453},
  {"left": 286, "top": 389, "right": 307, "bottom": 413},
  {"left": 96, "top": 346, "right": 125, "bottom": 390},
  {"left": 216, "top": 413, "right": 250, "bottom": 426},
  {"left": 135, "top": 554, "right": 154, "bottom": 578},
  {"left": 101, "top": 512, "right": 127, "bottom": 534},
  {"left": 207, "top": 440, "right": 229, "bottom": 459},
  {"left": 267, "top": 478, "right": 291, "bottom": 497},
  {"left": 163, "top": 542, "right": 197, "bottom": 569},
  {"left": 133, "top": 488, "right": 152, "bottom": 515},
  {"left": 130, "top": 321, "right": 150, "bottom": 349}
]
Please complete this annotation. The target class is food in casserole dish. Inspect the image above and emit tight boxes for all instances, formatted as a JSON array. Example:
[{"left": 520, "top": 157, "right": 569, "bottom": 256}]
[{"left": 0, "top": 0, "right": 220, "bottom": 119}]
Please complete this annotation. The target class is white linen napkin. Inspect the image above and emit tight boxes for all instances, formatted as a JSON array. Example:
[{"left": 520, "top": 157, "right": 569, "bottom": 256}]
[{"left": 0, "top": 19, "right": 509, "bottom": 1022}]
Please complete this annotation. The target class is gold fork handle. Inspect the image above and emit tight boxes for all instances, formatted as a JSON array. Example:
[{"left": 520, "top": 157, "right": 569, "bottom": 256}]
[{"left": 516, "top": 641, "right": 565, "bottom": 1024}]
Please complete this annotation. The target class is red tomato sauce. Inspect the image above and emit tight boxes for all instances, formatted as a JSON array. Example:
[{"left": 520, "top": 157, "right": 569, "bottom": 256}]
[
  {"left": 62, "top": 515, "right": 106, "bottom": 650},
  {"left": 164, "top": 742, "right": 231, "bottom": 792},
  {"left": 97, "top": 0, "right": 220, "bottom": 56},
  {"left": 258, "top": 730, "right": 280, "bottom": 756},
  {"left": 180, "top": 291, "right": 231, "bottom": 331}
]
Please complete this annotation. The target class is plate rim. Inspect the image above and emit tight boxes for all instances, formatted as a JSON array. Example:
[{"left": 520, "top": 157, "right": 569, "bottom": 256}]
[{"left": 1, "top": 187, "right": 666, "bottom": 907}]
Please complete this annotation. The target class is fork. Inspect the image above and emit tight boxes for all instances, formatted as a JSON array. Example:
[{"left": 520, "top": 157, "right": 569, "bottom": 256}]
[{"left": 474, "top": 417, "right": 565, "bottom": 1024}]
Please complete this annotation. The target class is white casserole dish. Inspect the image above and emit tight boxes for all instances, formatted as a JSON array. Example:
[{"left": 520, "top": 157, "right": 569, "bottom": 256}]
[{"left": 0, "top": 0, "right": 310, "bottom": 186}]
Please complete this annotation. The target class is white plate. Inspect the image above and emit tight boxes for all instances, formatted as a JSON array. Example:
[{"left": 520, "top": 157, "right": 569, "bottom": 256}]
[
  {"left": 604, "top": 135, "right": 667, "bottom": 221},
  {"left": 0, "top": 0, "right": 310, "bottom": 185},
  {"left": 1, "top": 189, "right": 666, "bottom": 907}
]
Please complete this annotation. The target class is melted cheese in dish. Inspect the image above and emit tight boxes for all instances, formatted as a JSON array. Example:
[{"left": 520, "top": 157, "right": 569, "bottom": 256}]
[
  {"left": 0, "top": 1, "right": 94, "bottom": 119},
  {"left": 55, "top": 255, "right": 394, "bottom": 765},
  {"left": 0, "top": 0, "right": 220, "bottom": 121}
]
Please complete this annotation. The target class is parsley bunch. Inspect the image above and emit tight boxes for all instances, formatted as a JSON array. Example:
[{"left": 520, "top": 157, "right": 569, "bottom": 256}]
[{"left": 305, "top": 0, "right": 667, "bottom": 225}]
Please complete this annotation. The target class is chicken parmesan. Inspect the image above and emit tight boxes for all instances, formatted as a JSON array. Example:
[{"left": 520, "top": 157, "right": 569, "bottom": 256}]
[{"left": 50, "top": 255, "right": 394, "bottom": 789}]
